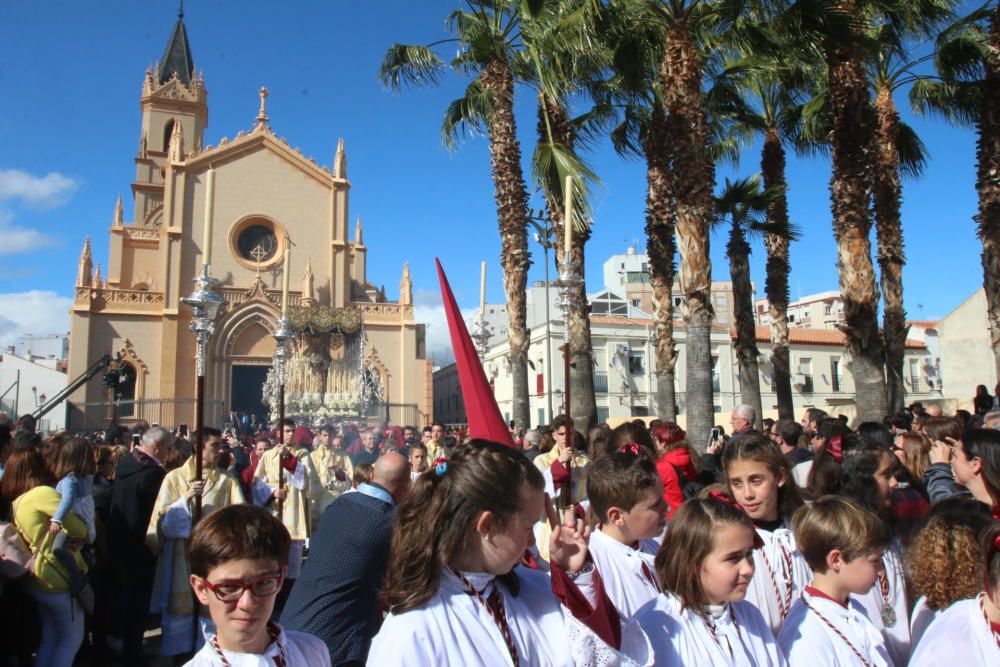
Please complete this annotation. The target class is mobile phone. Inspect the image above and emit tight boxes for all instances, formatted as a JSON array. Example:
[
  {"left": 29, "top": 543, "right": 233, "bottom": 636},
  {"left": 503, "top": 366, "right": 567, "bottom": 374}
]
[
  {"left": 179, "top": 424, "right": 188, "bottom": 437},
  {"left": 131, "top": 433, "right": 140, "bottom": 447},
  {"left": 709, "top": 427, "right": 720, "bottom": 444}
]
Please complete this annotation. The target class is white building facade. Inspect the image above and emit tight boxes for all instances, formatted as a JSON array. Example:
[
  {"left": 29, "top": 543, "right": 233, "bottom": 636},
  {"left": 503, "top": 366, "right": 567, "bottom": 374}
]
[{"left": 0, "top": 352, "right": 68, "bottom": 432}]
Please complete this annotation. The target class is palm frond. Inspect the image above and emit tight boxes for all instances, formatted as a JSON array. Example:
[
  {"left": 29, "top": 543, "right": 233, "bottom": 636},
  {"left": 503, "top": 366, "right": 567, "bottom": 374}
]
[
  {"left": 895, "top": 120, "right": 928, "bottom": 179},
  {"left": 378, "top": 44, "right": 447, "bottom": 91},
  {"left": 441, "top": 79, "right": 494, "bottom": 151},
  {"left": 531, "top": 140, "right": 599, "bottom": 235}
]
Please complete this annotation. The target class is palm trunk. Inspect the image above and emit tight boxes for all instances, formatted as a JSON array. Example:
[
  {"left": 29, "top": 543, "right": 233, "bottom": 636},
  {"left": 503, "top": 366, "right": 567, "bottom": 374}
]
[
  {"left": 760, "top": 131, "right": 794, "bottom": 419},
  {"left": 481, "top": 61, "right": 531, "bottom": 429},
  {"left": 645, "top": 107, "right": 679, "bottom": 421},
  {"left": 825, "top": 10, "right": 889, "bottom": 421},
  {"left": 660, "top": 24, "right": 716, "bottom": 448},
  {"left": 873, "top": 86, "right": 909, "bottom": 415},
  {"left": 728, "top": 224, "right": 763, "bottom": 429},
  {"left": 538, "top": 94, "right": 597, "bottom": 432},
  {"left": 978, "top": 8, "right": 1000, "bottom": 382}
]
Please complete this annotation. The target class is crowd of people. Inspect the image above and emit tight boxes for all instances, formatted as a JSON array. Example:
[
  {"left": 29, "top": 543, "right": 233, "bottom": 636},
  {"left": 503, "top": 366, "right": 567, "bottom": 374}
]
[{"left": 0, "top": 390, "right": 998, "bottom": 665}]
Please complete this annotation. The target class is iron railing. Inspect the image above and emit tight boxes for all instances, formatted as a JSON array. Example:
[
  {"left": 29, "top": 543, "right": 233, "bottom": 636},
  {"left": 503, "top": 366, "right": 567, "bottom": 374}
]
[{"left": 67, "top": 398, "right": 225, "bottom": 432}]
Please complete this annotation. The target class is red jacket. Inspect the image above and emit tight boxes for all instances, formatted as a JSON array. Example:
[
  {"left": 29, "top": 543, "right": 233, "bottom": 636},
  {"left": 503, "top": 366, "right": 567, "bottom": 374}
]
[{"left": 657, "top": 448, "right": 698, "bottom": 519}]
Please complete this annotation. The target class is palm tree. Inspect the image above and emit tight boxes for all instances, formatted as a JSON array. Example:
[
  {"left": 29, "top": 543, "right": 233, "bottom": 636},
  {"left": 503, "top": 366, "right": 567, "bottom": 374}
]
[
  {"left": 778, "top": 0, "right": 889, "bottom": 420},
  {"left": 911, "top": 4, "right": 1000, "bottom": 382},
  {"left": 713, "top": 176, "right": 794, "bottom": 428},
  {"left": 866, "top": 22, "right": 933, "bottom": 415},
  {"left": 379, "top": 1, "right": 533, "bottom": 429},
  {"left": 722, "top": 63, "right": 810, "bottom": 420}
]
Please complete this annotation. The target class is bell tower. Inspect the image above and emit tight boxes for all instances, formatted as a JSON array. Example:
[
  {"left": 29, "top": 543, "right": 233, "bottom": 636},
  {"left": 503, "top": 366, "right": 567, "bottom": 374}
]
[{"left": 132, "top": 4, "right": 207, "bottom": 229}]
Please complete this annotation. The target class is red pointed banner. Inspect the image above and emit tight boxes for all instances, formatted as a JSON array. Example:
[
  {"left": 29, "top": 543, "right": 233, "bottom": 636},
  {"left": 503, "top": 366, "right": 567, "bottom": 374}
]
[{"left": 435, "top": 258, "right": 515, "bottom": 447}]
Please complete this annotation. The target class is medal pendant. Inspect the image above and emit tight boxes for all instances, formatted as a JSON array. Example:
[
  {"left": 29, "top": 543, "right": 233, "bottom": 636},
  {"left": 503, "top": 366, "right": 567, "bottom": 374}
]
[{"left": 880, "top": 604, "right": 896, "bottom": 628}]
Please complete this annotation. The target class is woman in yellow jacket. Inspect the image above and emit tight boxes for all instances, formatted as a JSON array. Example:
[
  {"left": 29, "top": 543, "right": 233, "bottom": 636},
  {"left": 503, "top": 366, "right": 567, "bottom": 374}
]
[{"left": 13, "top": 480, "right": 88, "bottom": 667}]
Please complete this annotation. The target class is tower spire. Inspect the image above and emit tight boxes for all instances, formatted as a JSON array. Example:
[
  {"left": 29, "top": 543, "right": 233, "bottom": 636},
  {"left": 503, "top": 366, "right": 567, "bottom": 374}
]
[
  {"left": 301, "top": 259, "right": 316, "bottom": 307},
  {"left": 76, "top": 238, "right": 93, "bottom": 288},
  {"left": 113, "top": 194, "right": 124, "bottom": 227},
  {"left": 354, "top": 216, "right": 363, "bottom": 245},
  {"left": 157, "top": 3, "right": 195, "bottom": 86},
  {"left": 334, "top": 138, "right": 347, "bottom": 179},
  {"left": 400, "top": 262, "right": 413, "bottom": 306}
]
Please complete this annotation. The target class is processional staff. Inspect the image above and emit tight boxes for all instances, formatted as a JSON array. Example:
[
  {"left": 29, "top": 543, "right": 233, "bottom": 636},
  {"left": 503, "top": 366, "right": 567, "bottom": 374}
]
[
  {"left": 558, "top": 175, "right": 578, "bottom": 513},
  {"left": 273, "top": 242, "right": 294, "bottom": 518}
]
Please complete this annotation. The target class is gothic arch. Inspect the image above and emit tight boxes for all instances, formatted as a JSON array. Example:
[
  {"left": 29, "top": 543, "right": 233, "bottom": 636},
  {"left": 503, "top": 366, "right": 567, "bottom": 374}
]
[
  {"left": 210, "top": 301, "right": 280, "bottom": 413},
  {"left": 364, "top": 345, "right": 391, "bottom": 402},
  {"left": 117, "top": 338, "right": 149, "bottom": 400},
  {"left": 143, "top": 203, "right": 164, "bottom": 227}
]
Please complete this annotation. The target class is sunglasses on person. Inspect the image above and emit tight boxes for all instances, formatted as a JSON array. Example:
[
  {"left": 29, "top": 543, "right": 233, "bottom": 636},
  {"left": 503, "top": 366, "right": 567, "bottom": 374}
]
[{"left": 198, "top": 569, "right": 286, "bottom": 602}]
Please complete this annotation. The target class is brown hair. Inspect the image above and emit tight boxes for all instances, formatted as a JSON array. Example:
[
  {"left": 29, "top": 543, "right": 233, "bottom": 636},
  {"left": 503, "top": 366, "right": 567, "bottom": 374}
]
[
  {"left": 722, "top": 432, "right": 804, "bottom": 520},
  {"left": 654, "top": 495, "right": 756, "bottom": 612},
  {"left": 586, "top": 449, "right": 661, "bottom": 523},
  {"left": 607, "top": 422, "right": 656, "bottom": 459},
  {"left": 0, "top": 448, "right": 54, "bottom": 501},
  {"left": 922, "top": 416, "right": 962, "bottom": 443},
  {"left": 792, "top": 496, "right": 888, "bottom": 573},
  {"left": 983, "top": 522, "right": 1000, "bottom": 595},
  {"left": 896, "top": 432, "right": 931, "bottom": 480},
  {"left": 908, "top": 497, "right": 992, "bottom": 610},
  {"left": 352, "top": 463, "right": 373, "bottom": 486},
  {"left": 187, "top": 504, "right": 291, "bottom": 578},
  {"left": 48, "top": 437, "right": 96, "bottom": 481},
  {"left": 382, "top": 441, "right": 544, "bottom": 613}
]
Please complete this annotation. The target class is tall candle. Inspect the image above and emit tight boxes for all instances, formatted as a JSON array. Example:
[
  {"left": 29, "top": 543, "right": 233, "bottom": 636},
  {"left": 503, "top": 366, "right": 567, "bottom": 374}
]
[
  {"left": 281, "top": 242, "right": 291, "bottom": 315},
  {"left": 480, "top": 261, "right": 487, "bottom": 316},
  {"left": 563, "top": 175, "right": 573, "bottom": 257},
  {"left": 203, "top": 167, "right": 215, "bottom": 265}
]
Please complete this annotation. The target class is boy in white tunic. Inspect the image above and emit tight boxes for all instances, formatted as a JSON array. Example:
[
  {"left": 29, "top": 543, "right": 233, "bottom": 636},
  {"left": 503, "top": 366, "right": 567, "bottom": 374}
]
[
  {"left": 633, "top": 493, "right": 787, "bottom": 666},
  {"left": 585, "top": 446, "right": 665, "bottom": 619},
  {"left": 778, "top": 496, "right": 894, "bottom": 666},
  {"left": 910, "top": 522, "right": 1000, "bottom": 666},
  {"left": 184, "top": 504, "right": 330, "bottom": 666}
]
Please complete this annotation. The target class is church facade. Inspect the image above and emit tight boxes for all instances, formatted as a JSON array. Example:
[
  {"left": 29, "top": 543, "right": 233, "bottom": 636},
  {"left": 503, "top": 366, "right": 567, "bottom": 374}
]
[{"left": 67, "top": 13, "right": 431, "bottom": 430}]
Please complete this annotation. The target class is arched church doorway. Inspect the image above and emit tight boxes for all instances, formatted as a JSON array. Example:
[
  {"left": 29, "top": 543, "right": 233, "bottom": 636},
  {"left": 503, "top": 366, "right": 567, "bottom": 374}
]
[{"left": 230, "top": 365, "right": 270, "bottom": 424}]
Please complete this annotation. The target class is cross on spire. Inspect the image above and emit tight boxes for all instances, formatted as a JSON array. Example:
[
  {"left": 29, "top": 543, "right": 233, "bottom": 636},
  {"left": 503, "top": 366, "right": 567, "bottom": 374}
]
[
  {"left": 255, "top": 87, "right": 270, "bottom": 129},
  {"left": 250, "top": 244, "right": 267, "bottom": 278}
]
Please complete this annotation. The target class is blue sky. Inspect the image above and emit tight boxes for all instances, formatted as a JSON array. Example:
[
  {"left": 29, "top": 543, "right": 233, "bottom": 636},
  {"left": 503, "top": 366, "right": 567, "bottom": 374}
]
[{"left": 0, "top": 0, "right": 985, "bottom": 356}]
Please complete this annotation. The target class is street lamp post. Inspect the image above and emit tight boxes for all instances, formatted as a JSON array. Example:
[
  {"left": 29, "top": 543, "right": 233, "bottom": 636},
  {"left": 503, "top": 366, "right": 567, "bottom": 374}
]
[
  {"left": 528, "top": 216, "right": 557, "bottom": 426},
  {"left": 180, "top": 265, "right": 226, "bottom": 522}
]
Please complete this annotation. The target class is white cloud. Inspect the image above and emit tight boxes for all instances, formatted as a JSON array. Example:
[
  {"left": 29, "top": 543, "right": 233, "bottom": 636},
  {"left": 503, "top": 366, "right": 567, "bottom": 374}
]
[
  {"left": 0, "top": 210, "right": 55, "bottom": 255},
  {"left": 0, "top": 291, "right": 73, "bottom": 347},
  {"left": 413, "top": 287, "right": 481, "bottom": 366},
  {"left": 0, "top": 169, "right": 79, "bottom": 209}
]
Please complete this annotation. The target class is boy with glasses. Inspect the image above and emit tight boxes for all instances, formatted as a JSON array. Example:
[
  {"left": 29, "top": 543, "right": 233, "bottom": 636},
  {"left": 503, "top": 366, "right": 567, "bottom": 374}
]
[{"left": 185, "top": 504, "right": 330, "bottom": 666}]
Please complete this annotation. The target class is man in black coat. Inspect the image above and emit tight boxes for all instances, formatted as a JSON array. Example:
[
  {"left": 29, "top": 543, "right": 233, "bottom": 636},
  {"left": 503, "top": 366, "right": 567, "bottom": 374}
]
[
  {"left": 107, "top": 426, "right": 172, "bottom": 666},
  {"left": 281, "top": 452, "right": 412, "bottom": 666}
]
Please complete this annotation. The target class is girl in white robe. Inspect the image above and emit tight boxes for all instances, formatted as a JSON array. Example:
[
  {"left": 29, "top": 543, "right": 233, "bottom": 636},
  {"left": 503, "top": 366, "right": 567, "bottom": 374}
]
[
  {"left": 905, "top": 496, "right": 994, "bottom": 655},
  {"left": 778, "top": 495, "right": 896, "bottom": 667},
  {"left": 722, "top": 435, "right": 812, "bottom": 635},
  {"left": 633, "top": 494, "right": 787, "bottom": 666},
  {"left": 368, "top": 441, "right": 652, "bottom": 667},
  {"left": 909, "top": 521, "right": 1000, "bottom": 666},
  {"left": 585, "top": 448, "right": 666, "bottom": 620},
  {"left": 836, "top": 437, "right": 912, "bottom": 664}
]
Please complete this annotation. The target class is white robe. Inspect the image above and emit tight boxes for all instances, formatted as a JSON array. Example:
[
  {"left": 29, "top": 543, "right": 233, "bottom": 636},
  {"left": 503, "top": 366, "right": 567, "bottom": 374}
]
[
  {"left": 633, "top": 593, "right": 787, "bottom": 666},
  {"left": 909, "top": 596, "right": 1000, "bottom": 666},
  {"left": 745, "top": 525, "right": 812, "bottom": 636},
  {"left": 587, "top": 530, "right": 660, "bottom": 620},
  {"left": 852, "top": 544, "right": 909, "bottom": 666},
  {"left": 777, "top": 590, "right": 893, "bottom": 666},
  {"left": 251, "top": 458, "right": 307, "bottom": 579},
  {"left": 184, "top": 626, "right": 331, "bottom": 666},
  {"left": 367, "top": 568, "right": 652, "bottom": 667},
  {"left": 908, "top": 595, "right": 948, "bottom": 656}
]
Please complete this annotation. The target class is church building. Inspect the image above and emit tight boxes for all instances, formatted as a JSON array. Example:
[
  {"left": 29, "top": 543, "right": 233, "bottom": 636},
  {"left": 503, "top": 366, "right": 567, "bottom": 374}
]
[{"left": 67, "top": 10, "right": 431, "bottom": 430}]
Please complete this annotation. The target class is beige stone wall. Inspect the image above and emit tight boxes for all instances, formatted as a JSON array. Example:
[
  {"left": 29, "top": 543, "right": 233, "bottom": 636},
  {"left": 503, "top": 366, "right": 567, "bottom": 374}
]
[{"left": 939, "top": 288, "right": 996, "bottom": 408}]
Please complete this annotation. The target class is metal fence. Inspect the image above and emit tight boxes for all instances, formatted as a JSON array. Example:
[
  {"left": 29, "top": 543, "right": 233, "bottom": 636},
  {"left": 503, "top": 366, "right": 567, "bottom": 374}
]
[
  {"left": 368, "top": 402, "right": 425, "bottom": 427},
  {"left": 67, "top": 398, "right": 225, "bottom": 432}
]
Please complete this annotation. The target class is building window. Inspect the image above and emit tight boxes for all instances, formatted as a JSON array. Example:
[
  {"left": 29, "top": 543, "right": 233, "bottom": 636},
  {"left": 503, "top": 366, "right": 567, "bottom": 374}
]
[
  {"left": 537, "top": 408, "right": 546, "bottom": 426},
  {"left": 162, "top": 119, "right": 175, "bottom": 151},
  {"left": 630, "top": 298, "right": 641, "bottom": 309},
  {"left": 831, "top": 358, "right": 842, "bottom": 392},
  {"left": 632, "top": 405, "right": 650, "bottom": 417},
  {"left": 909, "top": 359, "right": 920, "bottom": 391},
  {"left": 673, "top": 296, "right": 682, "bottom": 308},
  {"left": 824, "top": 304, "right": 833, "bottom": 316},
  {"left": 788, "top": 313, "right": 796, "bottom": 323},
  {"left": 711, "top": 355, "right": 720, "bottom": 393},
  {"left": 593, "top": 371, "right": 608, "bottom": 393},
  {"left": 596, "top": 406, "right": 610, "bottom": 423},
  {"left": 797, "top": 358, "right": 814, "bottom": 393},
  {"left": 628, "top": 351, "right": 645, "bottom": 375}
]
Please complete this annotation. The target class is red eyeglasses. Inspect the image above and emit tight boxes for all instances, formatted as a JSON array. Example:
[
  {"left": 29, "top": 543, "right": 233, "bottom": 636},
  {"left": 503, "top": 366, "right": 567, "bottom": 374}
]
[{"left": 198, "top": 569, "right": 286, "bottom": 602}]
